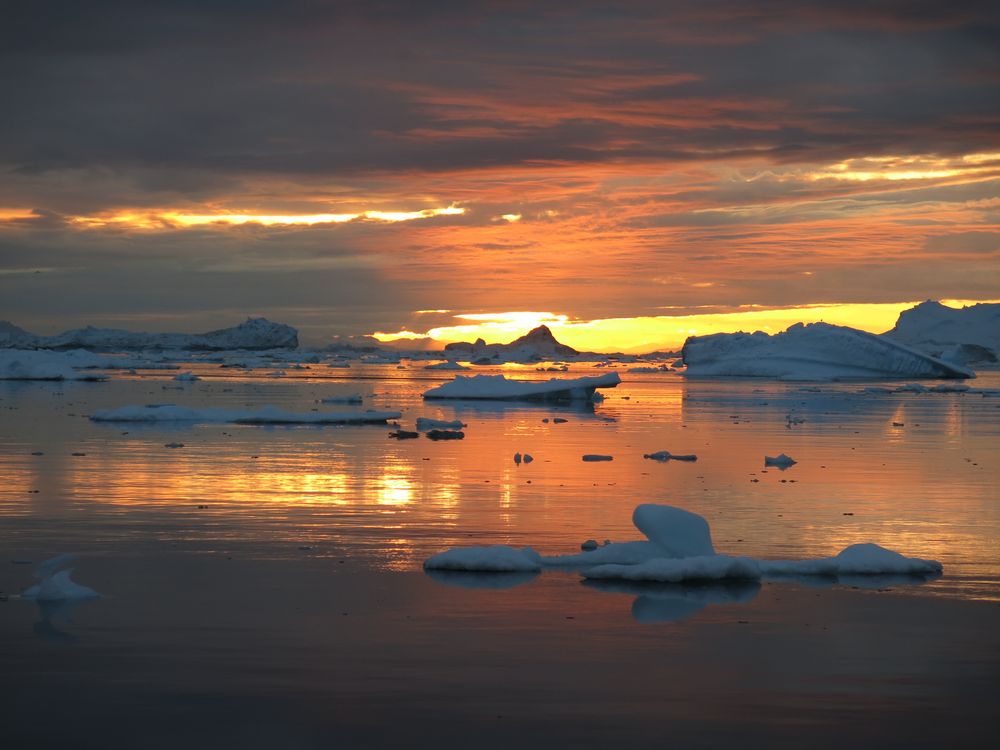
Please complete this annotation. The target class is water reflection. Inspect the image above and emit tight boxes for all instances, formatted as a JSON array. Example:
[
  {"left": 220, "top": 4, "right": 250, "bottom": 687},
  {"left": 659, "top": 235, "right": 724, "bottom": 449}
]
[{"left": 424, "top": 570, "right": 540, "bottom": 589}]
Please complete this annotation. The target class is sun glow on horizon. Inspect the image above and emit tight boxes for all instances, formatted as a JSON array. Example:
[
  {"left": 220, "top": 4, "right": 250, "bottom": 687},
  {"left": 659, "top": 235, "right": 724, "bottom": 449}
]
[
  {"left": 0, "top": 205, "right": 466, "bottom": 230},
  {"left": 371, "top": 300, "right": 999, "bottom": 353}
]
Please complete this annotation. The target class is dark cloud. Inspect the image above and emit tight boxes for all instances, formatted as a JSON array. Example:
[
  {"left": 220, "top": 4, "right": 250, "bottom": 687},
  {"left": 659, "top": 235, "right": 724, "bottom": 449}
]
[{"left": 1, "top": 1, "right": 998, "bottom": 338}]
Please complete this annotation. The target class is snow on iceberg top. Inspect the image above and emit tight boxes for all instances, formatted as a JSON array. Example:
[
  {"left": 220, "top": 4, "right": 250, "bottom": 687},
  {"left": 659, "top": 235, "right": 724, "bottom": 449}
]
[
  {"left": 882, "top": 300, "right": 1000, "bottom": 363},
  {"left": 0, "top": 317, "right": 298, "bottom": 351},
  {"left": 0, "top": 349, "right": 110, "bottom": 380},
  {"left": 423, "top": 372, "right": 621, "bottom": 400},
  {"left": 681, "top": 321, "right": 973, "bottom": 380},
  {"left": 90, "top": 404, "right": 401, "bottom": 424}
]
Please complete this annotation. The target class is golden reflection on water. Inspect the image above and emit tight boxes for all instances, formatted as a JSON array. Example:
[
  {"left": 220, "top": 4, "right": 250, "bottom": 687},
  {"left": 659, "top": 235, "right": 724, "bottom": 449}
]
[{"left": 1, "top": 372, "right": 998, "bottom": 599}]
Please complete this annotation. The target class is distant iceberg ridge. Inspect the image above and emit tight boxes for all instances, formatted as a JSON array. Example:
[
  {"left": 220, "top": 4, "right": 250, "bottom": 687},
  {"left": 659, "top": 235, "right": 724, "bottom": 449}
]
[{"left": 0, "top": 317, "right": 298, "bottom": 351}]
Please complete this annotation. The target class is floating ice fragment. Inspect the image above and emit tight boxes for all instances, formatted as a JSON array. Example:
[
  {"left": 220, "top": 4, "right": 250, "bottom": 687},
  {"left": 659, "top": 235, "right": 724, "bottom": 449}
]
[
  {"left": 415, "top": 417, "right": 466, "bottom": 431},
  {"left": 643, "top": 451, "right": 697, "bottom": 462},
  {"left": 22, "top": 555, "right": 100, "bottom": 601},
  {"left": 523, "top": 454, "right": 533, "bottom": 464},
  {"left": 764, "top": 453, "right": 797, "bottom": 469},
  {"left": 423, "top": 545, "right": 542, "bottom": 572},
  {"left": 424, "top": 360, "right": 469, "bottom": 371},
  {"left": 425, "top": 429, "right": 464, "bottom": 440},
  {"left": 759, "top": 543, "right": 942, "bottom": 577},
  {"left": 173, "top": 371, "right": 200, "bottom": 382},
  {"left": 580, "top": 539, "right": 599, "bottom": 551},
  {"left": 582, "top": 454, "right": 613, "bottom": 462},
  {"left": 513, "top": 452, "right": 522, "bottom": 465},
  {"left": 632, "top": 504, "right": 715, "bottom": 557},
  {"left": 423, "top": 373, "right": 620, "bottom": 401}
]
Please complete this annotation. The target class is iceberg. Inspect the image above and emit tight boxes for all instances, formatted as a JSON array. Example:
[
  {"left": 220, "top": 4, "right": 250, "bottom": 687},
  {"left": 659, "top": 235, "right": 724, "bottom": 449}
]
[
  {"left": 423, "top": 372, "right": 620, "bottom": 401},
  {"left": 682, "top": 321, "right": 973, "bottom": 380},
  {"left": 0, "top": 349, "right": 109, "bottom": 381},
  {"left": 883, "top": 300, "right": 1000, "bottom": 365},
  {"left": 443, "top": 325, "right": 579, "bottom": 364},
  {"left": 22, "top": 555, "right": 100, "bottom": 602},
  {"left": 90, "top": 404, "right": 401, "bottom": 425},
  {"left": 429, "top": 504, "right": 943, "bottom": 587},
  {"left": 0, "top": 317, "right": 298, "bottom": 351}
]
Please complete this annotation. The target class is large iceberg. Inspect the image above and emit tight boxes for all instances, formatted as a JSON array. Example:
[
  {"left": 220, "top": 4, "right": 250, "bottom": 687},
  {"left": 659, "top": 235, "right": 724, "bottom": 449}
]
[
  {"left": 682, "top": 321, "right": 973, "bottom": 380},
  {"left": 90, "top": 404, "right": 401, "bottom": 424},
  {"left": 0, "top": 317, "right": 298, "bottom": 351},
  {"left": 423, "top": 372, "right": 621, "bottom": 401},
  {"left": 882, "top": 300, "right": 1000, "bottom": 366}
]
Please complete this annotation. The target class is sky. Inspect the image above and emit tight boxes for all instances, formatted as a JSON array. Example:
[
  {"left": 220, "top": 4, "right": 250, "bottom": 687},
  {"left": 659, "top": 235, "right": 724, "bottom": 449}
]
[{"left": 1, "top": 0, "right": 998, "bottom": 351}]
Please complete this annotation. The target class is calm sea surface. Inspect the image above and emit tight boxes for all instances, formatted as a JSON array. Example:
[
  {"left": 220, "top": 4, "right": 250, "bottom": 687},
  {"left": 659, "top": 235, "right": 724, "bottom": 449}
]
[{"left": 1, "top": 364, "right": 998, "bottom": 748}]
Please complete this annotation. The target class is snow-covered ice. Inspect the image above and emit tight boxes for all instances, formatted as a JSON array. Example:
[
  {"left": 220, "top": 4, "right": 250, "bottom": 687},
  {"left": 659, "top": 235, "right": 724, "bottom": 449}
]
[
  {"left": 428, "top": 504, "right": 943, "bottom": 588},
  {"left": 0, "top": 349, "right": 109, "bottom": 381},
  {"left": 423, "top": 545, "right": 543, "bottom": 572},
  {"left": 90, "top": 404, "right": 402, "bottom": 424},
  {"left": 883, "top": 300, "right": 1000, "bottom": 365},
  {"left": 0, "top": 317, "right": 298, "bottom": 351},
  {"left": 423, "top": 372, "right": 621, "bottom": 401},
  {"left": 759, "top": 543, "right": 942, "bottom": 577},
  {"left": 682, "top": 321, "right": 974, "bottom": 380}
]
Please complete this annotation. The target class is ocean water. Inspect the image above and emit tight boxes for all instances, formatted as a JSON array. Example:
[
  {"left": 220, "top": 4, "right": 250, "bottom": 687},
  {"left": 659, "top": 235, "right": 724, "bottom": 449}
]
[{"left": 1, "top": 364, "right": 998, "bottom": 747}]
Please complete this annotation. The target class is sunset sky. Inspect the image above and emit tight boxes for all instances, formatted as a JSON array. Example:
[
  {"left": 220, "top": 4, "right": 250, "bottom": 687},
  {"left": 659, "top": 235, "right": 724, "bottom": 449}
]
[{"left": 1, "top": 1, "right": 997, "bottom": 350}]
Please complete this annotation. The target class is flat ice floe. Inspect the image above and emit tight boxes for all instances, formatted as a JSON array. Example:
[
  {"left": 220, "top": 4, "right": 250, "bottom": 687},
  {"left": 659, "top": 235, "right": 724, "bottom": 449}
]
[
  {"left": 423, "top": 360, "right": 469, "bottom": 370},
  {"left": 423, "top": 545, "right": 542, "bottom": 572},
  {"left": 425, "top": 504, "right": 942, "bottom": 587},
  {"left": 682, "top": 321, "right": 973, "bottom": 380},
  {"left": 90, "top": 404, "right": 401, "bottom": 424},
  {"left": 423, "top": 372, "right": 620, "bottom": 401},
  {"left": 0, "top": 349, "right": 109, "bottom": 381}
]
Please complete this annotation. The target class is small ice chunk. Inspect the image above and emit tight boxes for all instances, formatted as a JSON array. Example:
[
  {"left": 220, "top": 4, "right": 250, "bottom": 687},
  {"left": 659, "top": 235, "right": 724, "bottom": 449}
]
[
  {"left": 425, "top": 429, "right": 464, "bottom": 440},
  {"left": 173, "top": 371, "right": 200, "bottom": 382},
  {"left": 424, "top": 545, "right": 542, "bottom": 572},
  {"left": 523, "top": 454, "right": 533, "bottom": 464},
  {"left": 22, "top": 555, "right": 100, "bottom": 601},
  {"left": 416, "top": 417, "right": 466, "bottom": 431},
  {"left": 760, "top": 543, "right": 942, "bottom": 577},
  {"left": 895, "top": 383, "right": 928, "bottom": 393},
  {"left": 643, "top": 451, "right": 697, "bottom": 462},
  {"left": 764, "top": 453, "right": 797, "bottom": 468},
  {"left": 580, "top": 539, "right": 599, "bottom": 551},
  {"left": 582, "top": 454, "right": 613, "bottom": 462},
  {"left": 514, "top": 452, "right": 522, "bottom": 465}
]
